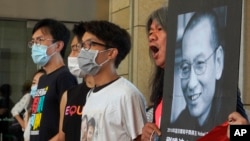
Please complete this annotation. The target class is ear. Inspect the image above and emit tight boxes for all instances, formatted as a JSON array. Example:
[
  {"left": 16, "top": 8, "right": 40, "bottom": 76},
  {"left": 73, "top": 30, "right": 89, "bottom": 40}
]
[
  {"left": 108, "top": 48, "right": 118, "bottom": 60},
  {"left": 215, "top": 45, "right": 224, "bottom": 80},
  {"left": 55, "top": 41, "right": 64, "bottom": 52}
]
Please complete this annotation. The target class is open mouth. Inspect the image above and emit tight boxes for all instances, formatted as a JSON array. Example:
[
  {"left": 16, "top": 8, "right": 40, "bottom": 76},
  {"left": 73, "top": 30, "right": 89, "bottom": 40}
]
[
  {"left": 150, "top": 46, "right": 159, "bottom": 54},
  {"left": 188, "top": 93, "right": 201, "bottom": 101}
]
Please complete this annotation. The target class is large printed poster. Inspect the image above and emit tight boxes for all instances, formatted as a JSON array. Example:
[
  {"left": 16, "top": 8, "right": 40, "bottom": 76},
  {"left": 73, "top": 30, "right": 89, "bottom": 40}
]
[{"left": 160, "top": 0, "right": 242, "bottom": 140}]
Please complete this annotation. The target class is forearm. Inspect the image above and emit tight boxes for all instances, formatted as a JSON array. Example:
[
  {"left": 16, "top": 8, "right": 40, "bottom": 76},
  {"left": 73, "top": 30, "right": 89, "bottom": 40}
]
[
  {"left": 58, "top": 91, "right": 67, "bottom": 141},
  {"left": 49, "top": 133, "right": 59, "bottom": 141},
  {"left": 14, "top": 115, "right": 25, "bottom": 129}
]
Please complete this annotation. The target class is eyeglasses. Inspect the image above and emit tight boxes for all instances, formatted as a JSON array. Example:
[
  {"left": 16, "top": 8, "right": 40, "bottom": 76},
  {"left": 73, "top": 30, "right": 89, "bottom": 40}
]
[
  {"left": 71, "top": 43, "right": 82, "bottom": 51},
  {"left": 79, "top": 40, "right": 111, "bottom": 51},
  {"left": 28, "top": 38, "right": 55, "bottom": 48},
  {"left": 179, "top": 47, "right": 218, "bottom": 79}
]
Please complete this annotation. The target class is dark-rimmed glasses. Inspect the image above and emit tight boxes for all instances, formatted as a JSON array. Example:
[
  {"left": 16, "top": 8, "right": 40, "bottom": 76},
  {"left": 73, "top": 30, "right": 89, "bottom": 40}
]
[{"left": 79, "top": 40, "right": 111, "bottom": 51}]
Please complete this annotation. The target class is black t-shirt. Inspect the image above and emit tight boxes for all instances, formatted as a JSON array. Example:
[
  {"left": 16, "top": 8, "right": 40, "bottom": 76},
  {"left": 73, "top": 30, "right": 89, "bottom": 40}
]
[
  {"left": 30, "top": 66, "right": 77, "bottom": 141},
  {"left": 63, "top": 82, "right": 90, "bottom": 141}
]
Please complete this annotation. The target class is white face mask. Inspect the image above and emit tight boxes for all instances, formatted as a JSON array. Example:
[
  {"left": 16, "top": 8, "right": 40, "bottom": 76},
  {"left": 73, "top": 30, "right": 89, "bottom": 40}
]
[
  {"left": 68, "top": 57, "right": 86, "bottom": 78},
  {"left": 78, "top": 49, "right": 109, "bottom": 76}
]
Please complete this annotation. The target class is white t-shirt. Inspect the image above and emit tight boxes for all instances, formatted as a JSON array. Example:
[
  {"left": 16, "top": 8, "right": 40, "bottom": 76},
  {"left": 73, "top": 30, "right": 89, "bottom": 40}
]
[{"left": 80, "top": 77, "right": 147, "bottom": 141}]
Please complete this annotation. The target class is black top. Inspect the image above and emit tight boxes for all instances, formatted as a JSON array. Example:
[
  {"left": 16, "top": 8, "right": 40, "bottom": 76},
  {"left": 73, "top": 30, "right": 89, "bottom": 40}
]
[
  {"left": 30, "top": 66, "right": 77, "bottom": 141},
  {"left": 236, "top": 88, "right": 248, "bottom": 120},
  {"left": 63, "top": 83, "right": 90, "bottom": 141}
]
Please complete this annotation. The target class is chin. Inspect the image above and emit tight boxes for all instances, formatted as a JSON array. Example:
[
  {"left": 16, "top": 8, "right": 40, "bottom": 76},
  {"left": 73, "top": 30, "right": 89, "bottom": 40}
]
[
  {"left": 155, "top": 62, "right": 164, "bottom": 68},
  {"left": 158, "top": 64, "right": 165, "bottom": 69}
]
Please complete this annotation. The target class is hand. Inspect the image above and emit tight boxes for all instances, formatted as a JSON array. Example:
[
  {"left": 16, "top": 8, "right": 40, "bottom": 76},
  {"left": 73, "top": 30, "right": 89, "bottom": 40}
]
[
  {"left": 227, "top": 112, "right": 249, "bottom": 138},
  {"left": 141, "top": 122, "right": 161, "bottom": 141}
]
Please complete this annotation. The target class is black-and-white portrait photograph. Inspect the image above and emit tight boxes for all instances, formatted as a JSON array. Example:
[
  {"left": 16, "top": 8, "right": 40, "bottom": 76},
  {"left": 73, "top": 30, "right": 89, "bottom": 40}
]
[
  {"left": 160, "top": 0, "right": 242, "bottom": 140},
  {"left": 171, "top": 6, "right": 227, "bottom": 129}
]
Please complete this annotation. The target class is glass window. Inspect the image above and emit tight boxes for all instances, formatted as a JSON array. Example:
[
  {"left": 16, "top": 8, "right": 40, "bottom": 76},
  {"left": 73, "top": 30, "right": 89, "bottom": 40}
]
[{"left": 0, "top": 20, "right": 74, "bottom": 103}]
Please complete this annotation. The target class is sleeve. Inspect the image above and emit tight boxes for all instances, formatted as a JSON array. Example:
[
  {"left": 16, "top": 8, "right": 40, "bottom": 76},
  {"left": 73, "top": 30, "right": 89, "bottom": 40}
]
[
  {"left": 146, "top": 106, "right": 154, "bottom": 122},
  {"left": 123, "top": 90, "right": 147, "bottom": 139},
  {"left": 57, "top": 72, "right": 77, "bottom": 99},
  {"left": 236, "top": 87, "right": 248, "bottom": 121},
  {"left": 11, "top": 94, "right": 31, "bottom": 116}
]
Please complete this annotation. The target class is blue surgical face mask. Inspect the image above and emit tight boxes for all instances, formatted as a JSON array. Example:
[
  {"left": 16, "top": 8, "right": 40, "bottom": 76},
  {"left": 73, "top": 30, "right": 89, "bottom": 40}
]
[
  {"left": 30, "top": 85, "right": 37, "bottom": 98},
  {"left": 31, "top": 43, "right": 56, "bottom": 66},
  {"left": 78, "top": 49, "right": 110, "bottom": 76}
]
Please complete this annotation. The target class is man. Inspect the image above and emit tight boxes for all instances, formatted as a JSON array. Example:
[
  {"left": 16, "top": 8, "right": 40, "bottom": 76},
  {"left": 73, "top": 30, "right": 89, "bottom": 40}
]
[
  {"left": 58, "top": 22, "right": 91, "bottom": 141},
  {"left": 177, "top": 6, "right": 249, "bottom": 138},
  {"left": 78, "top": 21, "right": 147, "bottom": 141},
  {"left": 169, "top": 9, "right": 230, "bottom": 140},
  {"left": 177, "top": 10, "right": 225, "bottom": 131},
  {"left": 28, "top": 18, "right": 77, "bottom": 141}
]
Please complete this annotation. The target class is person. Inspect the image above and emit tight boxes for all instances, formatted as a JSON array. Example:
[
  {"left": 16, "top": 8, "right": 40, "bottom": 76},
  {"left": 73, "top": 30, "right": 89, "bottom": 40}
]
[
  {"left": 141, "top": 7, "right": 248, "bottom": 141},
  {"left": 10, "top": 80, "right": 32, "bottom": 140},
  {"left": 58, "top": 21, "right": 91, "bottom": 141},
  {"left": 81, "top": 115, "right": 88, "bottom": 141},
  {"left": 22, "top": 68, "right": 46, "bottom": 141},
  {"left": 86, "top": 117, "right": 95, "bottom": 141},
  {"left": 169, "top": 9, "right": 247, "bottom": 140},
  {"left": 197, "top": 111, "right": 249, "bottom": 141},
  {"left": 78, "top": 20, "right": 147, "bottom": 141},
  {"left": 28, "top": 18, "right": 78, "bottom": 141},
  {"left": 0, "top": 83, "right": 12, "bottom": 140},
  {"left": 172, "top": 9, "right": 226, "bottom": 131}
]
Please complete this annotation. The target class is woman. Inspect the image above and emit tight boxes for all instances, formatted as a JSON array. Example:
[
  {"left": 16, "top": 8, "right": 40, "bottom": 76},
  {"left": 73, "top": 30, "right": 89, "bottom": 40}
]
[
  {"left": 23, "top": 68, "right": 46, "bottom": 141},
  {"left": 141, "top": 6, "right": 248, "bottom": 141}
]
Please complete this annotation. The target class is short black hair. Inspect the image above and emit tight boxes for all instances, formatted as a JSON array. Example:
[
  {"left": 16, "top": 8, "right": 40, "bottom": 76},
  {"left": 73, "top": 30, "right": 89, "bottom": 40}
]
[
  {"left": 32, "top": 18, "right": 70, "bottom": 58},
  {"left": 83, "top": 20, "right": 131, "bottom": 68},
  {"left": 72, "top": 21, "right": 86, "bottom": 42},
  {"left": 183, "top": 10, "right": 221, "bottom": 50},
  {"left": 87, "top": 117, "right": 96, "bottom": 129}
]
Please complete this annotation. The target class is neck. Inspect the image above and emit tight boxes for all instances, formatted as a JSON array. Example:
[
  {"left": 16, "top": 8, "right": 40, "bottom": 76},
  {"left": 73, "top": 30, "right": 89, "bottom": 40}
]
[
  {"left": 197, "top": 104, "right": 211, "bottom": 126},
  {"left": 43, "top": 54, "right": 65, "bottom": 74},
  {"left": 93, "top": 67, "right": 119, "bottom": 87}
]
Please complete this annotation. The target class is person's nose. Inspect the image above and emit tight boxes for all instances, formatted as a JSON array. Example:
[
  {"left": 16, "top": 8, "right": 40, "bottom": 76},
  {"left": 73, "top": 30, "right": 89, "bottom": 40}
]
[
  {"left": 187, "top": 66, "right": 199, "bottom": 91},
  {"left": 149, "top": 32, "right": 158, "bottom": 42}
]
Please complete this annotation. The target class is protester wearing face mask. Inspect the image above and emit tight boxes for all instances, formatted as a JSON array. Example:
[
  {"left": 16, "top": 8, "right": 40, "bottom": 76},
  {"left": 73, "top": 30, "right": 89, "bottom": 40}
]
[
  {"left": 22, "top": 69, "right": 45, "bottom": 141},
  {"left": 78, "top": 20, "right": 147, "bottom": 141},
  {"left": 28, "top": 18, "right": 78, "bottom": 141},
  {"left": 141, "top": 7, "right": 248, "bottom": 141},
  {"left": 58, "top": 22, "right": 92, "bottom": 141}
]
